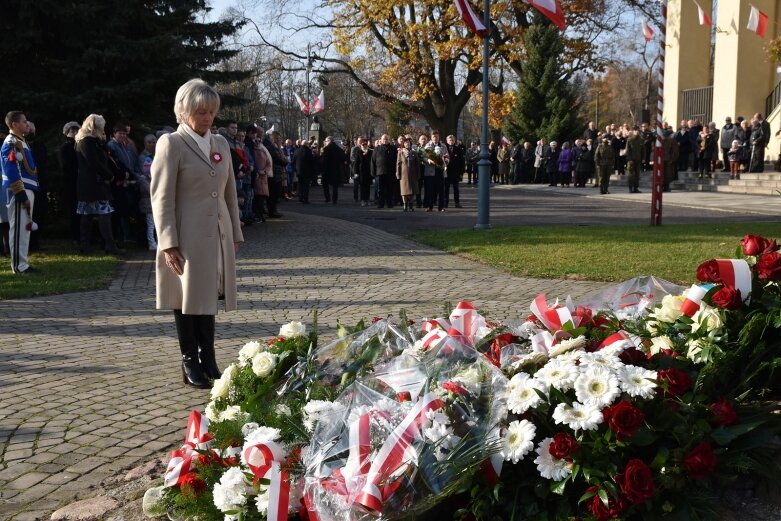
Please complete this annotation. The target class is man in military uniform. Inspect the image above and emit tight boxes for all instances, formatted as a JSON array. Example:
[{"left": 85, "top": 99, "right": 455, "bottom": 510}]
[
  {"left": 594, "top": 137, "right": 615, "bottom": 195},
  {"left": 624, "top": 128, "right": 644, "bottom": 193},
  {"left": 662, "top": 129, "right": 680, "bottom": 192},
  {"left": 0, "top": 111, "right": 38, "bottom": 273}
]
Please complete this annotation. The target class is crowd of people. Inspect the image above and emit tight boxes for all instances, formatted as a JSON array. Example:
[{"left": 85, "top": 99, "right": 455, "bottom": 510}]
[{"left": 1, "top": 104, "right": 777, "bottom": 275}]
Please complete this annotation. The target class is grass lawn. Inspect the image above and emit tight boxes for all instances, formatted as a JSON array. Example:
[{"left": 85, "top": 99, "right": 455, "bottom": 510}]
[
  {"left": 410, "top": 223, "right": 781, "bottom": 284},
  {"left": 0, "top": 239, "right": 123, "bottom": 300}
]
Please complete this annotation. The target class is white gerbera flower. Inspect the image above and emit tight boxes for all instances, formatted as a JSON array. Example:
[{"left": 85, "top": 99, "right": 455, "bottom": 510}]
[
  {"left": 251, "top": 351, "right": 277, "bottom": 378},
  {"left": 554, "top": 348, "right": 585, "bottom": 364},
  {"left": 210, "top": 363, "right": 237, "bottom": 400},
  {"left": 279, "top": 321, "right": 306, "bottom": 339},
  {"left": 238, "top": 340, "right": 263, "bottom": 366},
  {"left": 534, "top": 437, "right": 572, "bottom": 480},
  {"left": 507, "top": 373, "right": 544, "bottom": 414},
  {"left": 553, "top": 402, "right": 603, "bottom": 431},
  {"left": 534, "top": 360, "right": 579, "bottom": 392},
  {"left": 501, "top": 420, "right": 537, "bottom": 464},
  {"left": 212, "top": 467, "right": 249, "bottom": 512},
  {"left": 548, "top": 336, "right": 587, "bottom": 358},
  {"left": 578, "top": 350, "right": 622, "bottom": 373},
  {"left": 574, "top": 367, "right": 620, "bottom": 408},
  {"left": 619, "top": 365, "right": 658, "bottom": 399}
]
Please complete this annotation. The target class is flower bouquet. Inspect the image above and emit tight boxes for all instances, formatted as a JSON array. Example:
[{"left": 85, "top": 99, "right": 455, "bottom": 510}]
[{"left": 148, "top": 235, "right": 781, "bottom": 521}]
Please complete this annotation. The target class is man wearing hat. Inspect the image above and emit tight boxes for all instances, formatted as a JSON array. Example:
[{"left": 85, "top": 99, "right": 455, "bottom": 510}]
[
  {"left": 59, "top": 121, "right": 80, "bottom": 247},
  {"left": 1, "top": 111, "right": 38, "bottom": 273}
]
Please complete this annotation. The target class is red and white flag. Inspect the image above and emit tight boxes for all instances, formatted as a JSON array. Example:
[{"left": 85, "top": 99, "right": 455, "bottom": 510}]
[
  {"left": 525, "top": 0, "right": 566, "bottom": 31},
  {"left": 641, "top": 20, "right": 654, "bottom": 41},
  {"left": 501, "top": 136, "right": 511, "bottom": 146},
  {"left": 454, "top": 0, "right": 488, "bottom": 38},
  {"left": 748, "top": 5, "right": 768, "bottom": 37},
  {"left": 312, "top": 90, "right": 325, "bottom": 113},
  {"left": 294, "top": 92, "right": 310, "bottom": 116},
  {"left": 693, "top": 1, "right": 711, "bottom": 26}
]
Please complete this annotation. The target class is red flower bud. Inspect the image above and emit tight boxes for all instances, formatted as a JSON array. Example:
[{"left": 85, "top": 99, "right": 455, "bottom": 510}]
[
  {"left": 709, "top": 398, "right": 737, "bottom": 426},
  {"left": 548, "top": 432, "right": 579, "bottom": 460},
  {"left": 710, "top": 286, "right": 742, "bottom": 310},
  {"left": 755, "top": 252, "right": 781, "bottom": 281},
  {"left": 741, "top": 234, "right": 778, "bottom": 256},
  {"left": 696, "top": 259, "right": 722, "bottom": 284}
]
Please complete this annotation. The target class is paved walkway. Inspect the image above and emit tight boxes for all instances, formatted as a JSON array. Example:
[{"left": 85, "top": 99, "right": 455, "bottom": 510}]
[{"left": 0, "top": 211, "right": 608, "bottom": 519}]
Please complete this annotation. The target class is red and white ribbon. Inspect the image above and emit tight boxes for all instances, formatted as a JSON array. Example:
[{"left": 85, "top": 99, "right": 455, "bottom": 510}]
[
  {"left": 530, "top": 294, "right": 576, "bottom": 332},
  {"left": 598, "top": 331, "right": 636, "bottom": 351},
  {"left": 449, "top": 301, "right": 485, "bottom": 345},
  {"left": 714, "top": 259, "right": 752, "bottom": 305},
  {"left": 243, "top": 440, "right": 290, "bottom": 521},
  {"left": 531, "top": 330, "right": 555, "bottom": 354},
  {"left": 164, "top": 410, "right": 212, "bottom": 487},
  {"left": 681, "top": 284, "right": 712, "bottom": 317},
  {"left": 355, "top": 393, "right": 445, "bottom": 512}
]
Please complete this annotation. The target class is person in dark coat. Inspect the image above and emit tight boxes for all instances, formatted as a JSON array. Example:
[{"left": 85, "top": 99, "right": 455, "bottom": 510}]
[
  {"left": 355, "top": 138, "right": 373, "bottom": 206},
  {"left": 321, "top": 137, "right": 345, "bottom": 204},
  {"left": 59, "top": 121, "right": 81, "bottom": 248},
  {"left": 445, "top": 135, "right": 464, "bottom": 207},
  {"left": 371, "top": 134, "right": 397, "bottom": 208},
  {"left": 545, "top": 141, "right": 560, "bottom": 186},
  {"left": 293, "top": 142, "right": 315, "bottom": 203},
  {"left": 520, "top": 141, "right": 535, "bottom": 183},
  {"left": 574, "top": 141, "right": 593, "bottom": 187},
  {"left": 74, "top": 114, "right": 121, "bottom": 254}
]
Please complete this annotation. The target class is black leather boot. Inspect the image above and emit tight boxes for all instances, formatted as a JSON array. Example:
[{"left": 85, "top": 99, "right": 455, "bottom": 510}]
[
  {"left": 174, "top": 311, "right": 210, "bottom": 389},
  {"left": 196, "top": 315, "right": 221, "bottom": 380}
]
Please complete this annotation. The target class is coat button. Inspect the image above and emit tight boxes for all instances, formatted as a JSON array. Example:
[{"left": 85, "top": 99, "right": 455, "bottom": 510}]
[
  {"left": 210, "top": 170, "right": 216, "bottom": 177},
  {"left": 211, "top": 191, "right": 217, "bottom": 198}
]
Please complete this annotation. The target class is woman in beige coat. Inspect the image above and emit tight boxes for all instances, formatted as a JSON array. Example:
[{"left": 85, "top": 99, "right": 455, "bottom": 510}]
[
  {"left": 151, "top": 79, "right": 244, "bottom": 389},
  {"left": 396, "top": 136, "right": 419, "bottom": 211}
]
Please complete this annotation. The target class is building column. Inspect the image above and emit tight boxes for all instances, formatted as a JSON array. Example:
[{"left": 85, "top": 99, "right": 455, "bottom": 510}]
[{"left": 663, "top": 0, "right": 713, "bottom": 127}]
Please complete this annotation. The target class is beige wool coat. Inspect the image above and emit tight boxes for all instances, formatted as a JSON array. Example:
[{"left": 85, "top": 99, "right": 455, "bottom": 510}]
[{"left": 151, "top": 126, "right": 244, "bottom": 315}]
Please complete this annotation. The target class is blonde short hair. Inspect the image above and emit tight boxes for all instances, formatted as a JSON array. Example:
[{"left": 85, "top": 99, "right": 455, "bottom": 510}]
[
  {"left": 76, "top": 114, "right": 106, "bottom": 142},
  {"left": 174, "top": 79, "right": 220, "bottom": 125}
]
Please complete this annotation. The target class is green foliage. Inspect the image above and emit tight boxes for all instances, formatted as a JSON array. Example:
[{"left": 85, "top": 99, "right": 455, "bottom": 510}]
[
  {"left": 0, "top": 0, "right": 247, "bottom": 132},
  {"left": 505, "top": 16, "right": 582, "bottom": 144}
]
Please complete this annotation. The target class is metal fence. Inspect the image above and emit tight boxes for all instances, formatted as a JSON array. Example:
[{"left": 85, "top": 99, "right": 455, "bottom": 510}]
[
  {"left": 681, "top": 86, "right": 713, "bottom": 124},
  {"left": 766, "top": 80, "right": 781, "bottom": 118}
]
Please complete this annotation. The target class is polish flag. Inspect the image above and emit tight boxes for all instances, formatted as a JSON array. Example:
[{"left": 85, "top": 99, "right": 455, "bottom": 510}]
[
  {"left": 525, "top": 0, "right": 566, "bottom": 31},
  {"left": 641, "top": 20, "right": 654, "bottom": 41},
  {"left": 747, "top": 5, "right": 768, "bottom": 37},
  {"left": 454, "top": 0, "right": 488, "bottom": 38},
  {"left": 501, "top": 136, "right": 511, "bottom": 146},
  {"left": 294, "top": 92, "right": 310, "bottom": 116},
  {"left": 312, "top": 90, "right": 325, "bottom": 113},
  {"left": 693, "top": 1, "right": 711, "bottom": 26}
]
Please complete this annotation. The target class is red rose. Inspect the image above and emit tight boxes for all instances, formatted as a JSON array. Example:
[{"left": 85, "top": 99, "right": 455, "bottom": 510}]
[
  {"left": 603, "top": 400, "right": 645, "bottom": 441},
  {"left": 548, "top": 432, "right": 579, "bottom": 460},
  {"left": 657, "top": 368, "right": 692, "bottom": 398},
  {"left": 585, "top": 486, "right": 627, "bottom": 521},
  {"left": 619, "top": 347, "right": 647, "bottom": 366},
  {"left": 741, "top": 234, "right": 779, "bottom": 256},
  {"left": 696, "top": 259, "right": 722, "bottom": 283},
  {"left": 755, "top": 252, "right": 781, "bottom": 281},
  {"left": 615, "top": 459, "right": 655, "bottom": 504},
  {"left": 711, "top": 286, "right": 742, "bottom": 310},
  {"left": 266, "top": 336, "right": 286, "bottom": 346},
  {"left": 709, "top": 398, "right": 737, "bottom": 426},
  {"left": 442, "top": 381, "right": 469, "bottom": 396},
  {"left": 180, "top": 472, "right": 207, "bottom": 498},
  {"left": 684, "top": 442, "right": 717, "bottom": 479}
]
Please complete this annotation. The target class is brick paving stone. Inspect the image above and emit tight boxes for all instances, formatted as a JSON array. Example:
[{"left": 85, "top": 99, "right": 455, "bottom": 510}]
[{"left": 6, "top": 471, "right": 48, "bottom": 489}]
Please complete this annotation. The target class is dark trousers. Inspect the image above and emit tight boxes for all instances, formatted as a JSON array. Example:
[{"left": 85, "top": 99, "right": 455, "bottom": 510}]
[
  {"left": 750, "top": 146, "right": 765, "bottom": 172},
  {"left": 323, "top": 183, "right": 339, "bottom": 204},
  {"left": 298, "top": 175, "right": 311, "bottom": 202},
  {"left": 722, "top": 148, "right": 730, "bottom": 171},
  {"left": 353, "top": 177, "right": 360, "bottom": 201},
  {"left": 444, "top": 175, "right": 460, "bottom": 206},
  {"left": 424, "top": 174, "right": 445, "bottom": 210},
  {"left": 376, "top": 174, "right": 393, "bottom": 207},
  {"left": 359, "top": 174, "right": 372, "bottom": 201},
  {"left": 267, "top": 177, "right": 282, "bottom": 214}
]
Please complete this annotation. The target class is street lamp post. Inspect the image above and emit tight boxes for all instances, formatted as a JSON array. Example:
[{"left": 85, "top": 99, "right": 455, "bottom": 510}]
[
  {"left": 306, "top": 44, "right": 313, "bottom": 138},
  {"left": 475, "top": 0, "right": 491, "bottom": 230}
]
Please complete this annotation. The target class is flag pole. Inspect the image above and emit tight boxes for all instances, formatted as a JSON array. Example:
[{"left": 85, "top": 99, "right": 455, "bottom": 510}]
[
  {"left": 475, "top": 0, "right": 491, "bottom": 230},
  {"left": 651, "top": 0, "right": 667, "bottom": 226}
]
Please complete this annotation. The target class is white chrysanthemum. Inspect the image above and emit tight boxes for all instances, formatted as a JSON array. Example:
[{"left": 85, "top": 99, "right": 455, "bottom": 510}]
[
  {"left": 548, "top": 336, "right": 587, "bottom": 358},
  {"left": 238, "top": 340, "right": 263, "bottom": 366},
  {"left": 302, "top": 400, "right": 344, "bottom": 432},
  {"left": 254, "top": 486, "right": 270, "bottom": 515},
  {"left": 574, "top": 367, "right": 620, "bottom": 408},
  {"left": 251, "top": 351, "right": 277, "bottom": 378},
  {"left": 279, "top": 321, "right": 306, "bottom": 339},
  {"left": 619, "top": 365, "right": 658, "bottom": 399},
  {"left": 205, "top": 401, "right": 220, "bottom": 422},
  {"left": 534, "top": 437, "right": 572, "bottom": 480},
  {"left": 649, "top": 335, "right": 674, "bottom": 356},
  {"left": 534, "top": 360, "right": 580, "bottom": 392},
  {"left": 692, "top": 305, "right": 724, "bottom": 333},
  {"left": 211, "top": 363, "right": 237, "bottom": 400},
  {"left": 501, "top": 420, "right": 537, "bottom": 464},
  {"left": 507, "top": 373, "right": 544, "bottom": 414},
  {"left": 553, "top": 402, "right": 603, "bottom": 431},
  {"left": 649, "top": 294, "right": 685, "bottom": 323},
  {"left": 212, "top": 467, "right": 249, "bottom": 512},
  {"left": 245, "top": 426, "right": 281, "bottom": 446},
  {"left": 219, "top": 405, "right": 248, "bottom": 423},
  {"left": 275, "top": 403, "right": 292, "bottom": 416},
  {"left": 578, "top": 350, "right": 622, "bottom": 373}
]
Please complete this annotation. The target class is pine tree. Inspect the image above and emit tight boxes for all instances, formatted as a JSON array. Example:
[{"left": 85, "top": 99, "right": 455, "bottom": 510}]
[
  {"left": 505, "top": 18, "right": 582, "bottom": 144},
  {"left": 0, "top": 0, "right": 247, "bottom": 132}
]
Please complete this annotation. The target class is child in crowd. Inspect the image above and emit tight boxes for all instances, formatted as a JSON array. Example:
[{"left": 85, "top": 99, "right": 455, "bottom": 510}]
[{"left": 727, "top": 139, "right": 741, "bottom": 180}]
